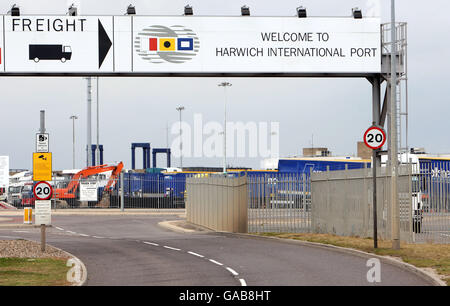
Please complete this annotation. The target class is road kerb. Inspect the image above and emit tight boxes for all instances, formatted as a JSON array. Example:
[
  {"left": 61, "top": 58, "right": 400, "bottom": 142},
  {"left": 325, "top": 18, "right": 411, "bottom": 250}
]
[
  {"left": 125, "top": 218, "right": 447, "bottom": 286},
  {"left": 228, "top": 232, "right": 447, "bottom": 287},
  {"left": 158, "top": 220, "right": 213, "bottom": 234},
  {"left": 1, "top": 238, "right": 88, "bottom": 286}
]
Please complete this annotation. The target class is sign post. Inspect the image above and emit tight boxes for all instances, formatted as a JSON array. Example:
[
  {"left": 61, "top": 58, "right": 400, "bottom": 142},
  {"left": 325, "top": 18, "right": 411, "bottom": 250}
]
[
  {"left": 34, "top": 110, "right": 52, "bottom": 252},
  {"left": 364, "top": 125, "right": 386, "bottom": 249},
  {"left": 33, "top": 181, "right": 53, "bottom": 252}
]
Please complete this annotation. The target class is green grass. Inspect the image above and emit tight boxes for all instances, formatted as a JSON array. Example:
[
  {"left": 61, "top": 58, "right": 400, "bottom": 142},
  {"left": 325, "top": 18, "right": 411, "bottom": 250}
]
[
  {"left": 258, "top": 232, "right": 450, "bottom": 286},
  {"left": 0, "top": 258, "right": 71, "bottom": 286}
]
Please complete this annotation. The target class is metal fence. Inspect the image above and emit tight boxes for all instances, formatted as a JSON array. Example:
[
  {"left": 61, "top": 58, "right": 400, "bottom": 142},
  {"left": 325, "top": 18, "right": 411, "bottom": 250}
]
[
  {"left": 247, "top": 172, "right": 311, "bottom": 233},
  {"left": 246, "top": 166, "right": 449, "bottom": 244},
  {"left": 9, "top": 173, "right": 190, "bottom": 209},
  {"left": 414, "top": 162, "right": 450, "bottom": 244},
  {"left": 311, "top": 165, "right": 450, "bottom": 244},
  {"left": 120, "top": 173, "right": 187, "bottom": 209}
]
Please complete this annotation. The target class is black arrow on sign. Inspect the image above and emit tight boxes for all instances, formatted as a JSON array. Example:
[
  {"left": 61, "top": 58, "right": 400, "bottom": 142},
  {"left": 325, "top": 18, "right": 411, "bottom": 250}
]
[{"left": 98, "top": 19, "right": 112, "bottom": 69}]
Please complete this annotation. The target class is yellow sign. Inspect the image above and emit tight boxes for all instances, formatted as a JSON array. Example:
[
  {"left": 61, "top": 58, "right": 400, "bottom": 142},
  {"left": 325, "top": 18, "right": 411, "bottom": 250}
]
[{"left": 33, "top": 153, "right": 52, "bottom": 181}]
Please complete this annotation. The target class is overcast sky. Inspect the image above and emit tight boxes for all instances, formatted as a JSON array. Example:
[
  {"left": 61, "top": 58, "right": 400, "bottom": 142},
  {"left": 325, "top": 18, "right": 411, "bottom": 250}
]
[{"left": 0, "top": 0, "right": 449, "bottom": 170}]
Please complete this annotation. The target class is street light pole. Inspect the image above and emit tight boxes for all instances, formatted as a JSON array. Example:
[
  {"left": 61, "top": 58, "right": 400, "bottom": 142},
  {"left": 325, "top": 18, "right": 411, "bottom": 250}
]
[
  {"left": 70, "top": 115, "right": 78, "bottom": 169},
  {"left": 390, "top": 0, "right": 400, "bottom": 250},
  {"left": 85, "top": 77, "right": 92, "bottom": 167},
  {"left": 176, "top": 106, "right": 185, "bottom": 169},
  {"left": 218, "top": 82, "right": 232, "bottom": 173}
]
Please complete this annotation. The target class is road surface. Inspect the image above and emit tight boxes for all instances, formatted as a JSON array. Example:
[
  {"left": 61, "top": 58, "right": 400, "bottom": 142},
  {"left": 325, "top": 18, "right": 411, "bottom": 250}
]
[{"left": 0, "top": 214, "right": 431, "bottom": 286}]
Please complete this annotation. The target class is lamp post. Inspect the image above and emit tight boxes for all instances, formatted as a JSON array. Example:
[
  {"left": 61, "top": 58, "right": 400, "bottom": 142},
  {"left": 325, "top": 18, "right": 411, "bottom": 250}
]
[
  {"left": 84, "top": 77, "right": 92, "bottom": 167},
  {"left": 176, "top": 106, "right": 185, "bottom": 169},
  {"left": 70, "top": 115, "right": 78, "bottom": 169},
  {"left": 218, "top": 82, "right": 232, "bottom": 173}
]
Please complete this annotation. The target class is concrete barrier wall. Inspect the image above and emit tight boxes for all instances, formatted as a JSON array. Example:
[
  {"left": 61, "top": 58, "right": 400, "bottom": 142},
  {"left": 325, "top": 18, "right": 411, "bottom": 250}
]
[{"left": 186, "top": 175, "right": 248, "bottom": 233}]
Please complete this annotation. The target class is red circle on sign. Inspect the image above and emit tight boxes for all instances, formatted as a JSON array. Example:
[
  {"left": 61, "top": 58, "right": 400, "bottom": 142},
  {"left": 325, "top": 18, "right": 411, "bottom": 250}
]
[
  {"left": 364, "top": 126, "right": 386, "bottom": 150},
  {"left": 33, "top": 181, "right": 53, "bottom": 200}
]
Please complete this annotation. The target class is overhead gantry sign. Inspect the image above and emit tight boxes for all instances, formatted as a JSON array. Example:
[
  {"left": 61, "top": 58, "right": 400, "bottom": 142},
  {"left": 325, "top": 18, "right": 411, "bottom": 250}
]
[{"left": 0, "top": 15, "right": 380, "bottom": 76}]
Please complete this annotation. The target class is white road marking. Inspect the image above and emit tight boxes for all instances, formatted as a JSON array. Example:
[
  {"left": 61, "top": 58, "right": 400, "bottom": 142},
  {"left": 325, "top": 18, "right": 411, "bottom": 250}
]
[
  {"left": 79, "top": 234, "right": 89, "bottom": 237},
  {"left": 92, "top": 236, "right": 105, "bottom": 239},
  {"left": 440, "top": 233, "right": 450, "bottom": 237},
  {"left": 209, "top": 259, "right": 223, "bottom": 266},
  {"left": 55, "top": 227, "right": 64, "bottom": 231},
  {"left": 13, "top": 231, "right": 29, "bottom": 233},
  {"left": 187, "top": 251, "right": 204, "bottom": 258},
  {"left": 163, "top": 246, "right": 181, "bottom": 251},
  {"left": 144, "top": 242, "right": 159, "bottom": 246},
  {"left": 239, "top": 279, "right": 247, "bottom": 286},
  {"left": 226, "top": 267, "right": 239, "bottom": 276},
  {"left": 66, "top": 231, "right": 77, "bottom": 234}
]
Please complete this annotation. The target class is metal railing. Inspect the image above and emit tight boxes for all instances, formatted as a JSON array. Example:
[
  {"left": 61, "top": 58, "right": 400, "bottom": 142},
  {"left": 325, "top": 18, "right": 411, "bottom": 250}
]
[
  {"left": 10, "top": 173, "right": 190, "bottom": 209},
  {"left": 413, "top": 162, "right": 450, "bottom": 244},
  {"left": 247, "top": 172, "right": 311, "bottom": 233},
  {"left": 120, "top": 173, "right": 187, "bottom": 209}
]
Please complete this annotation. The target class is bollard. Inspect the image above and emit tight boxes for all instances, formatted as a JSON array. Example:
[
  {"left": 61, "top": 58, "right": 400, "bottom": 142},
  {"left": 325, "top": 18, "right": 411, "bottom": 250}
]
[{"left": 24, "top": 207, "right": 32, "bottom": 224}]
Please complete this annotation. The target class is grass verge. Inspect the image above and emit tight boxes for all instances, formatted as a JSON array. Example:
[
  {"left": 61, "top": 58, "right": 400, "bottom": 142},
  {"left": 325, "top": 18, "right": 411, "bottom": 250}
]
[
  {"left": 0, "top": 258, "right": 71, "bottom": 286},
  {"left": 258, "top": 232, "right": 450, "bottom": 286}
]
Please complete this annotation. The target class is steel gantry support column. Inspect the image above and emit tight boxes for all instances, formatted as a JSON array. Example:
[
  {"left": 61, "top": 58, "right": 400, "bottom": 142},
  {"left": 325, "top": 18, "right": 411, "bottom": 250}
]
[{"left": 390, "top": 0, "right": 400, "bottom": 250}]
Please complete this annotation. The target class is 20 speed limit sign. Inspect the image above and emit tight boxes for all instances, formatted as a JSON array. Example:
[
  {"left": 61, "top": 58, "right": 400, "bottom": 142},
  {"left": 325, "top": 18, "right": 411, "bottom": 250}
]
[
  {"left": 33, "top": 181, "right": 53, "bottom": 200},
  {"left": 364, "top": 126, "right": 386, "bottom": 150}
]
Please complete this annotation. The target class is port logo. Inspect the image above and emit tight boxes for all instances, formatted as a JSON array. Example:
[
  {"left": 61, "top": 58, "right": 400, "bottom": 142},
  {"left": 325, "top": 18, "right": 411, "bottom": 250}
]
[{"left": 135, "top": 25, "right": 199, "bottom": 64}]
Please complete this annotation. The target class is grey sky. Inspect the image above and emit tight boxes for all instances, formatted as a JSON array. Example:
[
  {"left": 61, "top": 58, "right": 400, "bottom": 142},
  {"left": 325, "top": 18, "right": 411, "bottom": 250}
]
[{"left": 0, "top": 0, "right": 449, "bottom": 170}]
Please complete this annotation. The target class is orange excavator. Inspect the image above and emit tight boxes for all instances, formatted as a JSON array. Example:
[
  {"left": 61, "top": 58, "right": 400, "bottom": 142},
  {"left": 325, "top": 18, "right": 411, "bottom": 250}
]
[{"left": 53, "top": 162, "right": 123, "bottom": 207}]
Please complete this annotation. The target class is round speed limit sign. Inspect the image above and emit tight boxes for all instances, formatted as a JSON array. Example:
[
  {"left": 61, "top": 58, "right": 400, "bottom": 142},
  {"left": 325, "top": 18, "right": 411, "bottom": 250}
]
[
  {"left": 364, "top": 126, "right": 386, "bottom": 150},
  {"left": 33, "top": 181, "right": 53, "bottom": 200}
]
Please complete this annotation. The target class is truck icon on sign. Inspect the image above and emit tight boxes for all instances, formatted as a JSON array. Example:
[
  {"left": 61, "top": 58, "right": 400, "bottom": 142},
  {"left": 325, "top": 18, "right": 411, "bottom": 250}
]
[{"left": 29, "top": 44, "right": 72, "bottom": 63}]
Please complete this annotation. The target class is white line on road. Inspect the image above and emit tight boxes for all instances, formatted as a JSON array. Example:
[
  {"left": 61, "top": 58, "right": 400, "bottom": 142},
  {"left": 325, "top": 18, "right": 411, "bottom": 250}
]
[
  {"left": 239, "top": 279, "right": 247, "bottom": 286},
  {"left": 209, "top": 259, "right": 223, "bottom": 266},
  {"left": 79, "top": 234, "right": 89, "bottom": 237},
  {"left": 13, "top": 231, "right": 29, "bottom": 233},
  {"left": 66, "top": 231, "right": 77, "bottom": 234},
  {"left": 92, "top": 236, "right": 105, "bottom": 239},
  {"left": 163, "top": 246, "right": 181, "bottom": 251},
  {"left": 55, "top": 227, "right": 64, "bottom": 231},
  {"left": 144, "top": 242, "right": 159, "bottom": 246},
  {"left": 226, "top": 267, "right": 239, "bottom": 276},
  {"left": 187, "top": 251, "right": 204, "bottom": 258}
]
